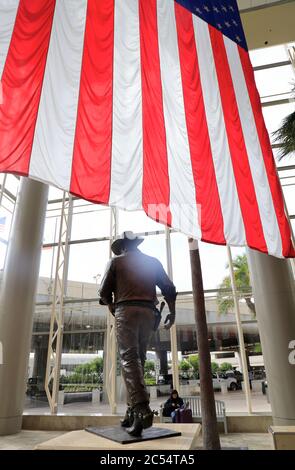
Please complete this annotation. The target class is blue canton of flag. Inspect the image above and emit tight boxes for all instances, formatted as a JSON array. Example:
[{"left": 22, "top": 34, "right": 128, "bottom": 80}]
[{"left": 175, "top": 0, "right": 248, "bottom": 50}]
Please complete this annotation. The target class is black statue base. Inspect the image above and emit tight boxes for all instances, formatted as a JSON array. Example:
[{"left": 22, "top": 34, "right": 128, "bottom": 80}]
[{"left": 85, "top": 426, "right": 181, "bottom": 445}]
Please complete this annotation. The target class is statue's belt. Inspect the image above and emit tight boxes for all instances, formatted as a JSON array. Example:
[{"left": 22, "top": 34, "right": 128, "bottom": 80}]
[
  {"left": 115, "top": 300, "right": 157, "bottom": 310},
  {"left": 115, "top": 300, "right": 165, "bottom": 331},
  {"left": 115, "top": 300, "right": 156, "bottom": 309}
]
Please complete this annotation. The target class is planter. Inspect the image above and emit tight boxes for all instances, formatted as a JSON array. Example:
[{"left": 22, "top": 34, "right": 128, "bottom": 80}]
[
  {"left": 148, "top": 386, "right": 157, "bottom": 400},
  {"left": 92, "top": 389, "right": 100, "bottom": 404},
  {"left": 58, "top": 390, "right": 64, "bottom": 405}
]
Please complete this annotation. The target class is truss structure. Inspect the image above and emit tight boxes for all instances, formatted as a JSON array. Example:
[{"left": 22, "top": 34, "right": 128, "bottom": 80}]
[
  {"left": 104, "top": 207, "right": 118, "bottom": 414},
  {"left": 45, "top": 192, "right": 73, "bottom": 414}
]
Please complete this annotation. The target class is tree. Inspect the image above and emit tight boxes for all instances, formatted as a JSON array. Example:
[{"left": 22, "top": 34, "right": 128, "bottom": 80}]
[
  {"left": 219, "top": 362, "right": 233, "bottom": 372},
  {"left": 144, "top": 360, "right": 155, "bottom": 378},
  {"left": 211, "top": 362, "right": 219, "bottom": 374},
  {"left": 74, "top": 357, "right": 103, "bottom": 376},
  {"left": 65, "top": 357, "right": 104, "bottom": 386},
  {"left": 188, "top": 354, "right": 199, "bottom": 378},
  {"left": 254, "top": 343, "right": 262, "bottom": 354},
  {"left": 273, "top": 83, "right": 295, "bottom": 160},
  {"left": 217, "top": 254, "right": 255, "bottom": 316},
  {"left": 179, "top": 359, "right": 191, "bottom": 372}
]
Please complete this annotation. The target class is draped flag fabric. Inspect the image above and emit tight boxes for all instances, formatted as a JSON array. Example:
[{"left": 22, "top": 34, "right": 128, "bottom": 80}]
[{"left": 0, "top": 0, "right": 294, "bottom": 258}]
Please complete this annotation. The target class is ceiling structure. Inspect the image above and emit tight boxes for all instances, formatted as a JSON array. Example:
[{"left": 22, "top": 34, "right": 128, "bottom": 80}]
[{"left": 238, "top": 0, "right": 294, "bottom": 11}]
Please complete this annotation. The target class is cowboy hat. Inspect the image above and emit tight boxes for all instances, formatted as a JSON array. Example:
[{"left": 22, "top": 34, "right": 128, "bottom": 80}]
[{"left": 111, "top": 231, "right": 144, "bottom": 255}]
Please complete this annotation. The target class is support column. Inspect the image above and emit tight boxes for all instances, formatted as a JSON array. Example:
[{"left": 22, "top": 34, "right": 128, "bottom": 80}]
[
  {"left": 102, "top": 329, "right": 107, "bottom": 402},
  {"left": 32, "top": 336, "right": 48, "bottom": 384},
  {"left": 247, "top": 249, "right": 295, "bottom": 425},
  {"left": 0, "top": 178, "right": 48, "bottom": 435},
  {"left": 227, "top": 246, "right": 252, "bottom": 413},
  {"left": 165, "top": 227, "right": 180, "bottom": 392},
  {"left": 156, "top": 349, "right": 168, "bottom": 375}
]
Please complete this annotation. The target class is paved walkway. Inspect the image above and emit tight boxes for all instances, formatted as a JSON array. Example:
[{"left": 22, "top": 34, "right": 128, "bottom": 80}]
[
  {"left": 0, "top": 430, "right": 273, "bottom": 450},
  {"left": 23, "top": 390, "right": 271, "bottom": 416}
]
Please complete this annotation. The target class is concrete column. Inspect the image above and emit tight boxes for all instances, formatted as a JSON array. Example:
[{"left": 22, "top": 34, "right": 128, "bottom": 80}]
[
  {"left": 247, "top": 249, "right": 295, "bottom": 425},
  {"left": 102, "top": 329, "right": 107, "bottom": 402},
  {"left": 32, "top": 335, "right": 48, "bottom": 388},
  {"left": 156, "top": 349, "right": 168, "bottom": 375},
  {"left": 0, "top": 179, "right": 48, "bottom": 435}
]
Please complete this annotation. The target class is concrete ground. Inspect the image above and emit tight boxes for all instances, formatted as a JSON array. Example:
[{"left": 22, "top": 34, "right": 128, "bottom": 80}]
[
  {"left": 0, "top": 430, "right": 273, "bottom": 450},
  {"left": 0, "top": 391, "right": 272, "bottom": 450},
  {"left": 23, "top": 390, "right": 271, "bottom": 415},
  {"left": 0, "top": 431, "right": 65, "bottom": 450}
]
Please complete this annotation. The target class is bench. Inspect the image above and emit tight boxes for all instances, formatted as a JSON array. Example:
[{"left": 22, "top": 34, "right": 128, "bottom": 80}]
[{"left": 160, "top": 396, "right": 228, "bottom": 434}]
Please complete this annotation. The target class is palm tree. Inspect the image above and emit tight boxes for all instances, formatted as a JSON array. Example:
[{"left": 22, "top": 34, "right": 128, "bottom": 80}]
[
  {"left": 217, "top": 254, "right": 255, "bottom": 316},
  {"left": 272, "top": 83, "right": 295, "bottom": 160}
]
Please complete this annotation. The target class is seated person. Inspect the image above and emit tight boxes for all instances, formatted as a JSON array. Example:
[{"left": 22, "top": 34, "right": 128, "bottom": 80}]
[{"left": 163, "top": 390, "right": 184, "bottom": 417}]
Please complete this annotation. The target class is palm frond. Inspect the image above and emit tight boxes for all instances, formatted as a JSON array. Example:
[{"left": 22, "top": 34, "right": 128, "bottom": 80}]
[
  {"left": 272, "top": 111, "right": 295, "bottom": 160},
  {"left": 272, "top": 81, "right": 295, "bottom": 160}
]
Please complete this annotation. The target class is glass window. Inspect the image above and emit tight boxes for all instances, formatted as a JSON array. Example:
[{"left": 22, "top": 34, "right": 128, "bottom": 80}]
[
  {"left": 119, "top": 209, "right": 163, "bottom": 234},
  {"left": 43, "top": 216, "right": 60, "bottom": 245},
  {"left": 2, "top": 174, "right": 19, "bottom": 198},
  {"left": 0, "top": 206, "right": 14, "bottom": 269},
  {"left": 48, "top": 185, "right": 64, "bottom": 201},
  {"left": 263, "top": 102, "right": 295, "bottom": 140},
  {"left": 68, "top": 241, "right": 110, "bottom": 284},
  {"left": 250, "top": 44, "right": 289, "bottom": 68},
  {"left": 71, "top": 208, "right": 111, "bottom": 240},
  {"left": 274, "top": 149, "right": 295, "bottom": 167},
  {"left": 283, "top": 185, "right": 295, "bottom": 217},
  {"left": 39, "top": 244, "right": 56, "bottom": 279},
  {"left": 140, "top": 233, "right": 167, "bottom": 271},
  {"left": 254, "top": 65, "right": 294, "bottom": 99},
  {"left": 199, "top": 242, "right": 228, "bottom": 291},
  {"left": 171, "top": 232, "right": 192, "bottom": 292}
]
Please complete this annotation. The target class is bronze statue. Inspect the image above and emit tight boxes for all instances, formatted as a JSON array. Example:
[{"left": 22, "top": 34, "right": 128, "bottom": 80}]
[{"left": 99, "top": 231, "right": 177, "bottom": 437}]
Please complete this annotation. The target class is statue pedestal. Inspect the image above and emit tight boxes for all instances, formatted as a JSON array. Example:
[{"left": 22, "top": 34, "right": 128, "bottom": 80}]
[
  {"left": 35, "top": 423, "right": 201, "bottom": 450},
  {"left": 85, "top": 425, "right": 181, "bottom": 444}
]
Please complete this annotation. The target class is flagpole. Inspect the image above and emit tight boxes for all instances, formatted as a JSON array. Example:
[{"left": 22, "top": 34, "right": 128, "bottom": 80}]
[
  {"left": 189, "top": 238, "right": 221, "bottom": 450},
  {"left": 227, "top": 246, "right": 252, "bottom": 414}
]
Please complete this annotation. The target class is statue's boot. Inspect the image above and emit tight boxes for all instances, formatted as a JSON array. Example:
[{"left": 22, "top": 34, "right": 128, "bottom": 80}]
[
  {"left": 126, "top": 403, "right": 154, "bottom": 437},
  {"left": 120, "top": 406, "right": 134, "bottom": 428}
]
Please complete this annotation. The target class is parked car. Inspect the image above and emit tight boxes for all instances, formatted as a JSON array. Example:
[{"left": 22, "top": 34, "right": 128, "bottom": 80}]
[
  {"left": 214, "top": 373, "right": 238, "bottom": 391},
  {"left": 197, "top": 373, "right": 238, "bottom": 391},
  {"left": 26, "top": 376, "right": 46, "bottom": 397},
  {"left": 224, "top": 370, "right": 243, "bottom": 389},
  {"left": 262, "top": 379, "right": 268, "bottom": 395},
  {"left": 157, "top": 374, "right": 173, "bottom": 386}
]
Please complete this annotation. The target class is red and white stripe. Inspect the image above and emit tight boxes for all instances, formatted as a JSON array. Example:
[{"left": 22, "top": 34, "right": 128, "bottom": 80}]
[{"left": 0, "top": 0, "right": 294, "bottom": 258}]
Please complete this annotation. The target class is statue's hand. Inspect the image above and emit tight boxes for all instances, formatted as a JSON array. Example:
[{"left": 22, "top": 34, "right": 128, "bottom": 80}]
[{"left": 164, "top": 313, "right": 175, "bottom": 330}]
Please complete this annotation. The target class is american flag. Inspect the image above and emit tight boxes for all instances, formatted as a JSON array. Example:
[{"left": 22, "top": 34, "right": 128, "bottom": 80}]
[{"left": 0, "top": 0, "right": 294, "bottom": 258}]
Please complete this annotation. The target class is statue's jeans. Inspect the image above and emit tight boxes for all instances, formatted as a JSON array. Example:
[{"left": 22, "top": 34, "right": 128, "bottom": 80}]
[{"left": 115, "top": 305, "right": 155, "bottom": 407}]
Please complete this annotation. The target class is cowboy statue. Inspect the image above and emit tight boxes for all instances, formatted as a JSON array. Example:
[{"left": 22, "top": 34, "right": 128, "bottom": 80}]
[{"left": 99, "top": 231, "right": 177, "bottom": 437}]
